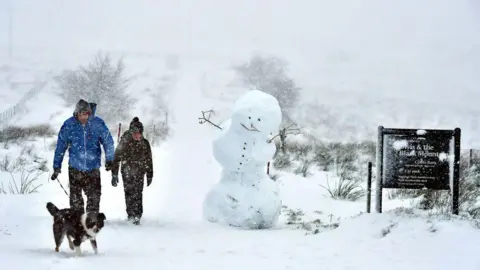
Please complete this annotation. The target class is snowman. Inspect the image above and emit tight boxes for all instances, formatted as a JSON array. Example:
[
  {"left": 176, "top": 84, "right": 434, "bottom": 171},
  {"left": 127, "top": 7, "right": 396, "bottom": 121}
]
[{"left": 202, "top": 90, "right": 283, "bottom": 229}]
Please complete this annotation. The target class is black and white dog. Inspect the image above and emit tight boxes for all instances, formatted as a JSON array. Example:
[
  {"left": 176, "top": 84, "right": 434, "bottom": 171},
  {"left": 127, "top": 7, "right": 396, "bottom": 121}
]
[{"left": 46, "top": 202, "right": 106, "bottom": 256}]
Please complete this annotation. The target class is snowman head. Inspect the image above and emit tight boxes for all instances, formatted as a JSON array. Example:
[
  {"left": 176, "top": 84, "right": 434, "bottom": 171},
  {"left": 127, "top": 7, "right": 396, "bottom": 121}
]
[{"left": 230, "top": 90, "right": 282, "bottom": 135}]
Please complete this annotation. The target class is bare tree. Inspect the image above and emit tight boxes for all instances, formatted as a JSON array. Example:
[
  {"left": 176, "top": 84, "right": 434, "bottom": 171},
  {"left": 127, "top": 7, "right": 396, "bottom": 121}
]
[
  {"left": 269, "top": 124, "right": 301, "bottom": 153},
  {"left": 234, "top": 54, "right": 301, "bottom": 115},
  {"left": 144, "top": 79, "right": 172, "bottom": 145},
  {"left": 55, "top": 52, "right": 135, "bottom": 125}
]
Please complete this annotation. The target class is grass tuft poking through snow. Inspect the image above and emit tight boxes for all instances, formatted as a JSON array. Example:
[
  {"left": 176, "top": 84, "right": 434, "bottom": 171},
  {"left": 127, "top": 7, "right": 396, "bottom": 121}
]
[
  {"left": 0, "top": 169, "right": 44, "bottom": 194},
  {"left": 319, "top": 174, "right": 366, "bottom": 201},
  {"left": 282, "top": 206, "right": 340, "bottom": 235}
]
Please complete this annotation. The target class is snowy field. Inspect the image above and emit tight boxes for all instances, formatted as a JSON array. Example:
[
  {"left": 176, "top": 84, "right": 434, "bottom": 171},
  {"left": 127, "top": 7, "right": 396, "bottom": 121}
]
[
  {"left": 2, "top": 102, "right": 480, "bottom": 269},
  {"left": 2, "top": 140, "right": 480, "bottom": 270}
]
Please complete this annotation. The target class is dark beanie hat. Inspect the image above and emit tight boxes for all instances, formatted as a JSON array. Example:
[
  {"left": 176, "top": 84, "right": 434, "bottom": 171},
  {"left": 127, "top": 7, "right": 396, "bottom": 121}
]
[
  {"left": 73, "top": 99, "right": 92, "bottom": 117},
  {"left": 129, "top": 117, "right": 144, "bottom": 134}
]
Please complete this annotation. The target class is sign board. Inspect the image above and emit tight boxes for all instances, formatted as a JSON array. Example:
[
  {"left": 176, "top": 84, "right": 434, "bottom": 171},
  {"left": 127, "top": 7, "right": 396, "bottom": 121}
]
[
  {"left": 375, "top": 126, "right": 461, "bottom": 214},
  {"left": 382, "top": 131, "right": 453, "bottom": 190}
]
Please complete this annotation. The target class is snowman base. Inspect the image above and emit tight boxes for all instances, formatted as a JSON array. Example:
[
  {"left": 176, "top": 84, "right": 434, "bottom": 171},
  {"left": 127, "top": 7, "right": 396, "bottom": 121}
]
[{"left": 202, "top": 171, "right": 282, "bottom": 229}]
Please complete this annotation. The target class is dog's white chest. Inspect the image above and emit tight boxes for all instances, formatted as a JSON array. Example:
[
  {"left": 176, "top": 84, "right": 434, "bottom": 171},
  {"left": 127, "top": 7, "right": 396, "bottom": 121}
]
[{"left": 80, "top": 213, "right": 97, "bottom": 240}]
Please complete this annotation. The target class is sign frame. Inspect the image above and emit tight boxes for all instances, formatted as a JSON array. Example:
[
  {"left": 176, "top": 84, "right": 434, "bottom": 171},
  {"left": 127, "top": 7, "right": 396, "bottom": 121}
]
[{"left": 375, "top": 126, "right": 461, "bottom": 214}]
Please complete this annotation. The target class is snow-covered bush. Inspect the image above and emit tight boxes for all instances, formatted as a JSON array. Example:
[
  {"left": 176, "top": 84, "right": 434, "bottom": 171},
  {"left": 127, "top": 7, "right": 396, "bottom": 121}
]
[
  {"left": 272, "top": 152, "right": 292, "bottom": 170},
  {"left": 328, "top": 142, "right": 359, "bottom": 181},
  {"left": 387, "top": 153, "right": 480, "bottom": 218},
  {"left": 312, "top": 143, "right": 335, "bottom": 171},
  {"left": 273, "top": 137, "right": 374, "bottom": 183},
  {"left": 414, "top": 166, "right": 480, "bottom": 217},
  {"left": 0, "top": 125, "right": 51, "bottom": 194},
  {"left": 148, "top": 80, "right": 171, "bottom": 145},
  {"left": 293, "top": 159, "right": 313, "bottom": 178},
  {"left": 386, "top": 188, "right": 424, "bottom": 200},
  {"left": 143, "top": 119, "right": 170, "bottom": 146},
  {"left": 0, "top": 144, "right": 47, "bottom": 195},
  {"left": 55, "top": 52, "right": 135, "bottom": 126},
  {"left": 0, "top": 124, "right": 55, "bottom": 147},
  {"left": 289, "top": 143, "right": 314, "bottom": 161}
]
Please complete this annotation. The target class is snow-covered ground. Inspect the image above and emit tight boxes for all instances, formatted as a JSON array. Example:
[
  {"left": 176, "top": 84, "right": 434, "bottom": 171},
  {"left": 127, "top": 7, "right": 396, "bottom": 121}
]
[
  {"left": 1, "top": 139, "right": 480, "bottom": 269},
  {"left": 1, "top": 60, "right": 480, "bottom": 269}
]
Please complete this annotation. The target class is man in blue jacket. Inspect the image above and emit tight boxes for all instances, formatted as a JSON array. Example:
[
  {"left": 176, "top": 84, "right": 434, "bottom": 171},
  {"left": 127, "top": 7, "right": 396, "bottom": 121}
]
[{"left": 51, "top": 99, "right": 115, "bottom": 213}]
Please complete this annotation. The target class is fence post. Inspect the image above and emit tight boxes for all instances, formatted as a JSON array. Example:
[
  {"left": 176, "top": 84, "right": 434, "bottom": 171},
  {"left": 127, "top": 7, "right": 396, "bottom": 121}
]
[
  {"left": 470, "top": 149, "right": 473, "bottom": 167},
  {"left": 366, "top": 162, "right": 372, "bottom": 213}
]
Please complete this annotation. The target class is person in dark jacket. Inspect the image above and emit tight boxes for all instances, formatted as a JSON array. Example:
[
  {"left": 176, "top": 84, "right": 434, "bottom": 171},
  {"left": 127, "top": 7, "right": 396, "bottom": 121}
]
[
  {"left": 112, "top": 117, "right": 153, "bottom": 225},
  {"left": 51, "top": 99, "right": 115, "bottom": 213}
]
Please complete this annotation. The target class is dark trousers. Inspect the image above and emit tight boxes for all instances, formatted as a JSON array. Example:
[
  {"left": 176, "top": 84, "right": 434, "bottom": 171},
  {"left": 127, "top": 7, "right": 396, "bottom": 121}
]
[
  {"left": 122, "top": 165, "right": 144, "bottom": 219},
  {"left": 68, "top": 167, "right": 101, "bottom": 213}
]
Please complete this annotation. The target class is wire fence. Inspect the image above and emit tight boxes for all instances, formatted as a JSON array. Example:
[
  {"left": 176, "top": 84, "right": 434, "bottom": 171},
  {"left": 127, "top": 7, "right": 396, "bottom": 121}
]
[{"left": 0, "top": 80, "right": 48, "bottom": 124}]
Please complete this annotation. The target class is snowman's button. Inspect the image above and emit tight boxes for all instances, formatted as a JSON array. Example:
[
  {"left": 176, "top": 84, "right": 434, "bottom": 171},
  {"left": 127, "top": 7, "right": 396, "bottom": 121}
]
[
  {"left": 242, "top": 155, "right": 244, "bottom": 157},
  {"left": 243, "top": 147, "right": 246, "bottom": 150}
]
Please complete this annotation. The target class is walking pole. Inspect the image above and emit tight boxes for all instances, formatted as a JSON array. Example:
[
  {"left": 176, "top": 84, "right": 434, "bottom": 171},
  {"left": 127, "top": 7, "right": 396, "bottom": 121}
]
[{"left": 117, "top": 123, "right": 122, "bottom": 142}]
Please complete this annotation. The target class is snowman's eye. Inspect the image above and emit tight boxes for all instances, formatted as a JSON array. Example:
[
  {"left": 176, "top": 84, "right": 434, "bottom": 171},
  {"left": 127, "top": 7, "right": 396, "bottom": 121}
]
[
  {"left": 248, "top": 116, "right": 251, "bottom": 119},
  {"left": 258, "top": 118, "right": 261, "bottom": 121}
]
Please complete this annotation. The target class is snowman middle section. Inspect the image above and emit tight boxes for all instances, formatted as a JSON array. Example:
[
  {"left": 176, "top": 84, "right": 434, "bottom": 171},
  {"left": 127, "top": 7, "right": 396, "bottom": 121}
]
[{"left": 212, "top": 126, "right": 275, "bottom": 173}]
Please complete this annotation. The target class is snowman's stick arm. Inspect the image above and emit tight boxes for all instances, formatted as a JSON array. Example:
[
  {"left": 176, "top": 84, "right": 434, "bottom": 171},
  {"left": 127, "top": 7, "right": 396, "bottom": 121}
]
[
  {"left": 267, "top": 124, "right": 301, "bottom": 143},
  {"left": 198, "top": 110, "right": 223, "bottom": 130}
]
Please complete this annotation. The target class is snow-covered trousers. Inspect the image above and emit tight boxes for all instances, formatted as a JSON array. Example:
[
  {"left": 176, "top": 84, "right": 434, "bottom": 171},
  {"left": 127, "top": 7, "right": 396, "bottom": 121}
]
[
  {"left": 68, "top": 166, "right": 101, "bottom": 213},
  {"left": 121, "top": 164, "right": 145, "bottom": 219}
]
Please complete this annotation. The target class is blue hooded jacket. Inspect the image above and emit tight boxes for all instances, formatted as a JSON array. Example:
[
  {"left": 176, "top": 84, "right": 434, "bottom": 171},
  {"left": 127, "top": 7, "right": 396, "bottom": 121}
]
[{"left": 53, "top": 102, "right": 115, "bottom": 172}]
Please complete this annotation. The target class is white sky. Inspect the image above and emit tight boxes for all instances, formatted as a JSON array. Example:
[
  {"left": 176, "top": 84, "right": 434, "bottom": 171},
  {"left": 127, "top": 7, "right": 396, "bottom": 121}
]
[{"left": 0, "top": 0, "right": 479, "bottom": 103}]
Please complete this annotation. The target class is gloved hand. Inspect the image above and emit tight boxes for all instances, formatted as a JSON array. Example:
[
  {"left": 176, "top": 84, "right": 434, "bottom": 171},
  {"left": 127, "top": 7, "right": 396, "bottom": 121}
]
[
  {"left": 51, "top": 168, "right": 61, "bottom": 181},
  {"left": 105, "top": 160, "right": 113, "bottom": 171},
  {"left": 146, "top": 177, "right": 152, "bottom": 187},
  {"left": 112, "top": 175, "right": 119, "bottom": 187}
]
